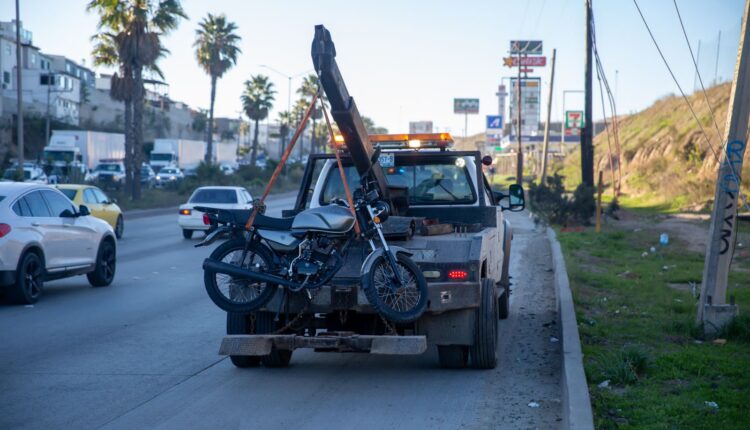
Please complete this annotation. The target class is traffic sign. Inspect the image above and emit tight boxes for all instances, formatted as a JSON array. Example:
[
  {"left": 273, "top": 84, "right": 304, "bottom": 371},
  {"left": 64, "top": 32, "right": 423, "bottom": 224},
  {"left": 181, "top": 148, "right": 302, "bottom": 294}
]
[
  {"left": 486, "top": 115, "right": 503, "bottom": 134},
  {"left": 510, "top": 40, "right": 543, "bottom": 55},
  {"left": 503, "top": 56, "right": 547, "bottom": 67},
  {"left": 565, "top": 110, "right": 584, "bottom": 129},
  {"left": 454, "top": 98, "right": 480, "bottom": 114}
]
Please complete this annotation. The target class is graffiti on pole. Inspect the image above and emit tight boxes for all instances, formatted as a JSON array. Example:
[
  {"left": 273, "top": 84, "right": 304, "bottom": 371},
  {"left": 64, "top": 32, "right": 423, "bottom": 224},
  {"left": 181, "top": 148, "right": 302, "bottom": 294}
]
[{"left": 718, "top": 139, "right": 746, "bottom": 255}]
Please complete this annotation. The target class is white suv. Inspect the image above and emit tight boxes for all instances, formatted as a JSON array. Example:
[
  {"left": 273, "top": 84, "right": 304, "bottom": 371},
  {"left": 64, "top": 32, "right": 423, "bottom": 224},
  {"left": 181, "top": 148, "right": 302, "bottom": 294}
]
[{"left": 0, "top": 183, "right": 117, "bottom": 304}]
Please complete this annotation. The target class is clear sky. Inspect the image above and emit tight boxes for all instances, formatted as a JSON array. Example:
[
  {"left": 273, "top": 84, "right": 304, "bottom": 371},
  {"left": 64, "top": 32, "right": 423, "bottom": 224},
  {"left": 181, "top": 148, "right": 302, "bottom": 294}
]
[{"left": 6, "top": 0, "right": 746, "bottom": 135}]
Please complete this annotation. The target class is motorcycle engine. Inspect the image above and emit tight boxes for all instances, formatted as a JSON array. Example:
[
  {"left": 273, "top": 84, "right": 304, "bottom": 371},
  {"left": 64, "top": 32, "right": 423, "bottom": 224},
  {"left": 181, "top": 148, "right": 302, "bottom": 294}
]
[{"left": 290, "top": 236, "right": 335, "bottom": 279}]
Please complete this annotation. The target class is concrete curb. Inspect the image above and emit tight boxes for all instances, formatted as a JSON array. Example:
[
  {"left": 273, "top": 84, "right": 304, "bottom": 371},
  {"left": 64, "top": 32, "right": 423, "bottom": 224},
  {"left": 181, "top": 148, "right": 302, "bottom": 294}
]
[{"left": 547, "top": 227, "right": 594, "bottom": 430}]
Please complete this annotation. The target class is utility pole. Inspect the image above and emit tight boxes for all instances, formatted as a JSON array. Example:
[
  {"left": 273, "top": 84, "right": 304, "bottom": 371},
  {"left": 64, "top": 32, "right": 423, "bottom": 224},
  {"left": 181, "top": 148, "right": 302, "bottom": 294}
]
[
  {"left": 516, "top": 50, "right": 523, "bottom": 184},
  {"left": 697, "top": 0, "right": 750, "bottom": 334},
  {"left": 581, "top": 0, "right": 594, "bottom": 187},
  {"left": 540, "top": 48, "right": 557, "bottom": 185},
  {"left": 15, "top": 0, "right": 24, "bottom": 176}
]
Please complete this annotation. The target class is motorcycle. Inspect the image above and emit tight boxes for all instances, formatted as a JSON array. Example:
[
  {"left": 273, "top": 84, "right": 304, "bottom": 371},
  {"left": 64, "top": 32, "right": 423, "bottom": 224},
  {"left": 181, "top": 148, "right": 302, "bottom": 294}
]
[{"left": 198, "top": 148, "right": 428, "bottom": 324}]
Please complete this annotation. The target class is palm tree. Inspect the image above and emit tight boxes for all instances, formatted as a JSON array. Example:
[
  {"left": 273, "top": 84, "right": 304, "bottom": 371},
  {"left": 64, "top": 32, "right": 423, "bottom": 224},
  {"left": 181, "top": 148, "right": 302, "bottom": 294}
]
[
  {"left": 297, "top": 74, "right": 328, "bottom": 154},
  {"left": 88, "top": 0, "right": 186, "bottom": 200},
  {"left": 240, "top": 75, "right": 276, "bottom": 166},
  {"left": 278, "top": 110, "right": 293, "bottom": 158},
  {"left": 292, "top": 98, "right": 309, "bottom": 160},
  {"left": 194, "top": 13, "right": 241, "bottom": 164}
]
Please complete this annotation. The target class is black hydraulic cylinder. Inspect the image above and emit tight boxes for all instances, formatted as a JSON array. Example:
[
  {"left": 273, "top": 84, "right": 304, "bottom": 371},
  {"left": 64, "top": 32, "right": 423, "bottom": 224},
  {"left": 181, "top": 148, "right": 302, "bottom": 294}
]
[{"left": 311, "top": 25, "right": 389, "bottom": 200}]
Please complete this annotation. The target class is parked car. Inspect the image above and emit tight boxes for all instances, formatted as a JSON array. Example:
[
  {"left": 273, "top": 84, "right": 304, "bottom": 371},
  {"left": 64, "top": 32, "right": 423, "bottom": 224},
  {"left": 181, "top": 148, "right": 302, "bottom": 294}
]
[
  {"left": 91, "top": 161, "right": 126, "bottom": 190},
  {"left": 0, "top": 183, "right": 117, "bottom": 304},
  {"left": 219, "top": 163, "right": 237, "bottom": 176},
  {"left": 141, "top": 164, "right": 156, "bottom": 189},
  {"left": 56, "top": 184, "right": 124, "bottom": 239},
  {"left": 1, "top": 164, "right": 48, "bottom": 184},
  {"left": 178, "top": 186, "right": 253, "bottom": 239},
  {"left": 155, "top": 166, "right": 184, "bottom": 188},
  {"left": 183, "top": 167, "right": 198, "bottom": 178}
]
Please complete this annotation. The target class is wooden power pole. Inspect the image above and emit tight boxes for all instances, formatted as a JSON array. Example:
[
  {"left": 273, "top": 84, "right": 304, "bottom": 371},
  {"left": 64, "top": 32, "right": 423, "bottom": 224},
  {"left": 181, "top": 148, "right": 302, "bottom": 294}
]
[
  {"left": 540, "top": 48, "right": 557, "bottom": 185},
  {"left": 581, "top": 0, "right": 594, "bottom": 187},
  {"left": 516, "top": 51, "right": 523, "bottom": 184},
  {"left": 697, "top": 0, "right": 750, "bottom": 334}
]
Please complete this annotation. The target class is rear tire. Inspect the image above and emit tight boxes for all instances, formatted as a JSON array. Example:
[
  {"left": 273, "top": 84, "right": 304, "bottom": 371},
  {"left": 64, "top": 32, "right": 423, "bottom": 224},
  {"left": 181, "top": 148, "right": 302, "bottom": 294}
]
[
  {"left": 87, "top": 239, "right": 116, "bottom": 287},
  {"left": 226, "top": 312, "right": 261, "bottom": 368},
  {"left": 8, "top": 251, "right": 44, "bottom": 304},
  {"left": 255, "top": 311, "right": 292, "bottom": 368},
  {"left": 437, "top": 345, "right": 469, "bottom": 369},
  {"left": 470, "top": 278, "right": 498, "bottom": 369},
  {"left": 115, "top": 215, "right": 124, "bottom": 239},
  {"left": 182, "top": 229, "right": 193, "bottom": 239}
]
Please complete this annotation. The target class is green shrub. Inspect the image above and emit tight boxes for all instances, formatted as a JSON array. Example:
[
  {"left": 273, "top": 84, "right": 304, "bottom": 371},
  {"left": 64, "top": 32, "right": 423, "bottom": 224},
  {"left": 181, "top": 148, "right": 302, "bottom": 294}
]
[
  {"left": 528, "top": 174, "right": 596, "bottom": 225},
  {"left": 591, "top": 345, "right": 651, "bottom": 386}
]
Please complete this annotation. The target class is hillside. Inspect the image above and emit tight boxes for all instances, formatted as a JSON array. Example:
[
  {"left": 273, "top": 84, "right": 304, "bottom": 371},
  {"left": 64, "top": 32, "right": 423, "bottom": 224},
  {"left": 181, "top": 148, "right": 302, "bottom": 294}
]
[{"left": 561, "top": 83, "right": 750, "bottom": 210}]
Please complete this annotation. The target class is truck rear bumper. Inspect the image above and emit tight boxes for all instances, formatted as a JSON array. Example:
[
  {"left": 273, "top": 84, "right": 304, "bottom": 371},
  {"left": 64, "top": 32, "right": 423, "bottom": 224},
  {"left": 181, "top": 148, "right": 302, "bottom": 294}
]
[
  {"left": 262, "top": 281, "right": 480, "bottom": 314},
  {"left": 220, "top": 333, "right": 427, "bottom": 356}
]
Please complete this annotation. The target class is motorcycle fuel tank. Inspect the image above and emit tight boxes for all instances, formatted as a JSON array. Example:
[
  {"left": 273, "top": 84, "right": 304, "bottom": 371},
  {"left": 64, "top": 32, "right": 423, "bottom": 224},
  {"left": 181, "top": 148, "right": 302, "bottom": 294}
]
[{"left": 292, "top": 205, "right": 355, "bottom": 233}]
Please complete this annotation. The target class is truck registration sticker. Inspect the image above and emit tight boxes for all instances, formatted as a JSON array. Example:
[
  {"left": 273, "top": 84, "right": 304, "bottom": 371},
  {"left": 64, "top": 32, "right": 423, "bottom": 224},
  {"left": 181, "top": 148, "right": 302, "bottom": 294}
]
[{"left": 379, "top": 153, "right": 395, "bottom": 168}]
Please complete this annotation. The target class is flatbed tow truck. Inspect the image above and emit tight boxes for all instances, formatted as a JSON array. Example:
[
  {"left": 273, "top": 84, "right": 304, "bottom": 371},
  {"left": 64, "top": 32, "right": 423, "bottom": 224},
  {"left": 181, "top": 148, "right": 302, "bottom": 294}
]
[{"left": 218, "top": 25, "right": 525, "bottom": 369}]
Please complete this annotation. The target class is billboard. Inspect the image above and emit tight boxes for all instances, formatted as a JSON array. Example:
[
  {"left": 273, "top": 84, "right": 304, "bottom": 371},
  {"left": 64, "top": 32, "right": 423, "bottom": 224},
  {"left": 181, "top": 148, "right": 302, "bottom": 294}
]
[
  {"left": 510, "top": 40, "right": 543, "bottom": 55},
  {"left": 409, "top": 121, "right": 434, "bottom": 134},
  {"left": 454, "top": 98, "right": 480, "bottom": 114},
  {"left": 503, "top": 56, "right": 547, "bottom": 67},
  {"left": 509, "top": 77, "right": 541, "bottom": 136}
]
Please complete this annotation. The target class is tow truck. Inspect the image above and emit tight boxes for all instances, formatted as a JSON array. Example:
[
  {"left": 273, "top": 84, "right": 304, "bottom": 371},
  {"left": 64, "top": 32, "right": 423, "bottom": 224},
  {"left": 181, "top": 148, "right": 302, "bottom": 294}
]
[{"left": 219, "top": 25, "right": 524, "bottom": 369}]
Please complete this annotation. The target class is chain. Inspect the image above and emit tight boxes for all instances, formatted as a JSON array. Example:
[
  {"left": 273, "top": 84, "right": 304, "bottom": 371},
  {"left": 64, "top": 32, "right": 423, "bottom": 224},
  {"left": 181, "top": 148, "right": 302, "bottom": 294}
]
[
  {"left": 271, "top": 288, "right": 321, "bottom": 334},
  {"left": 379, "top": 313, "right": 399, "bottom": 336}
]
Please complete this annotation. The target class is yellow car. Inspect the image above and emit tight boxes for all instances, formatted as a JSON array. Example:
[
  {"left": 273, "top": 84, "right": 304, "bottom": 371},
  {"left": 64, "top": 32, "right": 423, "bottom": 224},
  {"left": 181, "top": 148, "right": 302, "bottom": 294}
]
[{"left": 56, "top": 184, "right": 124, "bottom": 239}]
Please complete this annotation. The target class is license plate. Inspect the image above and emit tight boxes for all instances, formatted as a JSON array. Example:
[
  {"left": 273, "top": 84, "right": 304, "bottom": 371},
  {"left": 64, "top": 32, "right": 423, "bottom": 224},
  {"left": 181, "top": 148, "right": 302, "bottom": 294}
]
[{"left": 379, "top": 153, "right": 394, "bottom": 168}]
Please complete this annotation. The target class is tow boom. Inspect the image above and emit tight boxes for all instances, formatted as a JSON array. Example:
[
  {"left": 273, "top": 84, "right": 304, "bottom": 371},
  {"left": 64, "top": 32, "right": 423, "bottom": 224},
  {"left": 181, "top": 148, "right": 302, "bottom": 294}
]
[{"left": 311, "top": 25, "right": 390, "bottom": 200}]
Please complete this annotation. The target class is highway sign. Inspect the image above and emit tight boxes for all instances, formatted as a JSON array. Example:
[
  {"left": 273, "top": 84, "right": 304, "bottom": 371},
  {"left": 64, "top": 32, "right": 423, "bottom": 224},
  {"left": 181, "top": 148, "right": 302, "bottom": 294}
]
[
  {"left": 503, "top": 56, "right": 547, "bottom": 67},
  {"left": 486, "top": 115, "right": 503, "bottom": 134},
  {"left": 510, "top": 40, "right": 543, "bottom": 55},
  {"left": 509, "top": 77, "right": 541, "bottom": 136},
  {"left": 565, "top": 110, "right": 584, "bottom": 129},
  {"left": 409, "top": 121, "right": 433, "bottom": 133},
  {"left": 454, "top": 98, "right": 480, "bottom": 114}
]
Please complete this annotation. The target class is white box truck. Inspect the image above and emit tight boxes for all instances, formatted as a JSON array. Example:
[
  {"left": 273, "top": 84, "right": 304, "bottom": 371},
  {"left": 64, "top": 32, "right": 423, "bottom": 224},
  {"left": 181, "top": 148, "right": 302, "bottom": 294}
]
[
  {"left": 150, "top": 139, "right": 206, "bottom": 172},
  {"left": 42, "top": 130, "right": 125, "bottom": 171}
]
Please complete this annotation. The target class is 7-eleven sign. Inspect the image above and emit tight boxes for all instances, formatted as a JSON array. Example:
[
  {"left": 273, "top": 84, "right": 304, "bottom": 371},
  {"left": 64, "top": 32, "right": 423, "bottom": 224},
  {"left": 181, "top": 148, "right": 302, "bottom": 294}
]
[{"left": 565, "top": 110, "right": 584, "bottom": 129}]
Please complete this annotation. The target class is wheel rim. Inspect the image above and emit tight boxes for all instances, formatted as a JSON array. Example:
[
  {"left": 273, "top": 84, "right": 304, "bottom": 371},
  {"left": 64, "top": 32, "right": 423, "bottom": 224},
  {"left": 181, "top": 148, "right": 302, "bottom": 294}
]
[
  {"left": 372, "top": 260, "right": 421, "bottom": 314},
  {"left": 101, "top": 244, "right": 116, "bottom": 281},
  {"left": 116, "top": 217, "right": 123, "bottom": 236},
  {"left": 24, "top": 257, "right": 42, "bottom": 299},
  {"left": 215, "top": 250, "right": 268, "bottom": 305}
]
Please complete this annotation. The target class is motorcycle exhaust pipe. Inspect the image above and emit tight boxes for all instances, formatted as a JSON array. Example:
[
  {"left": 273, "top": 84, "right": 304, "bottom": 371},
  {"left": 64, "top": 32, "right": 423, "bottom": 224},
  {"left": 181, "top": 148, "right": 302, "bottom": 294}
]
[{"left": 203, "top": 258, "right": 297, "bottom": 288}]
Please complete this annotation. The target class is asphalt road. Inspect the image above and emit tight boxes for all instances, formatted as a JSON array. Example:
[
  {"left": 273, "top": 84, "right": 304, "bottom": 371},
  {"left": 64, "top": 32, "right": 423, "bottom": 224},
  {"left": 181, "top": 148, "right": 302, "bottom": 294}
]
[{"left": 0, "top": 197, "right": 561, "bottom": 430}]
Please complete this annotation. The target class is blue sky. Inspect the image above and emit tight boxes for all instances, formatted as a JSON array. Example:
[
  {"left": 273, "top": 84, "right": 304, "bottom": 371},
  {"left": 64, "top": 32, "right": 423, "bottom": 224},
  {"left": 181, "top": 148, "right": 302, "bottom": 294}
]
[{"left": 7, "top": 0, "right": 745, "bottom": 135}]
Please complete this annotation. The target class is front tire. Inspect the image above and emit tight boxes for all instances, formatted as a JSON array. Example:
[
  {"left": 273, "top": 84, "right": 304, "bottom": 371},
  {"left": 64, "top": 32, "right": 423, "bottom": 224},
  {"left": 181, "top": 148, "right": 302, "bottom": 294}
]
[
  {"left": 115, "top": 215, "right": 124, "bottom": 239},
  {"left": 87, "top": 239, "right": 116, "bottom": 287},
  {"left": 203, "top": 238, "right": 277, "bottom": 313},
  {"left": 182, "top": 229, "right": 193, "bottom": 239},
  {"left": 361, "top": 252, "right": 428, "bottom": 324},
  {"left": 226, "top": 313, "right": 261, "bottom": 368},
  {"left": 8, "top": 251, "right": 44, "bottom": 304}
]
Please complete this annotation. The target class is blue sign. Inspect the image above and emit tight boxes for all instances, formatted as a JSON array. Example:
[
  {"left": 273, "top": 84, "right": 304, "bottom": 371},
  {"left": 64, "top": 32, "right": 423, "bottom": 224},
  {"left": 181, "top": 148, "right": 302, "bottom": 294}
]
[{"left": 486, "top": 115, "right": 503, "bottom": 132}]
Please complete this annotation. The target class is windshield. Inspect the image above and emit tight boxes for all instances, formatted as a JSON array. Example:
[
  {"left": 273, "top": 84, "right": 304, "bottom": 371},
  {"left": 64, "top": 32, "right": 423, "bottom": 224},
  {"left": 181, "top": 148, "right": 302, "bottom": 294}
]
[
  {"left": 321, "top": 156, "right": 476, "bottom": 205},
  {"left": 59, "top": 188, "right": 77, "bottom": 200},
  {"left": 3, "top": 170, "right": 32, "bottom": 180},
  {"left": 189, "top": 189, "right": 237, "bottom": 204},
  {"left": 96, "top": 164, "right": 122, "bottom": 172},
  {"left": 151, "top": 153, "right": 174, "bottom": 161},
  {"left": 43, "top": 150, "right": 76, "bottom": 163}
]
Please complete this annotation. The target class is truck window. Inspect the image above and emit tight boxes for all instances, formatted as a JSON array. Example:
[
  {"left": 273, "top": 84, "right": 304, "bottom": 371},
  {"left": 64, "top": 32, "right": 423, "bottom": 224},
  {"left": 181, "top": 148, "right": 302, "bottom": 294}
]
[{"left": 321, "top": 156, "right": 476, "bottom": 205}]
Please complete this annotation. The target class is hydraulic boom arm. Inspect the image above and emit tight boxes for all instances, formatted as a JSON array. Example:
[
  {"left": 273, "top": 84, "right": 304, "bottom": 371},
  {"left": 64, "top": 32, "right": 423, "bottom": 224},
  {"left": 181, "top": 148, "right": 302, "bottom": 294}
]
[{"left": 311, "top": 25, "right": 390, "bottom": 200}]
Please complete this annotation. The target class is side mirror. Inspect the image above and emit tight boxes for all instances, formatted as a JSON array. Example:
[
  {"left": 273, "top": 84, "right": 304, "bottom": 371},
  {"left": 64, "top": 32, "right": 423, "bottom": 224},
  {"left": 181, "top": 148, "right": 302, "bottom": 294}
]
[
  {"left": 78, "top": 205, "right": 91, "bottom": 216},
  {"left": 497, "top": 184, "right": 525, "bottom": 212}
]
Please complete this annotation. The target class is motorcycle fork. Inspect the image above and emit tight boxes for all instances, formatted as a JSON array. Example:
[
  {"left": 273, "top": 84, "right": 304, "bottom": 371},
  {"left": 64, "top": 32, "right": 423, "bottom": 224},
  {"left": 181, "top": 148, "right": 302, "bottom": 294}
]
[{"left": 366, "top": 205, "right": 404, "bottom": 288}]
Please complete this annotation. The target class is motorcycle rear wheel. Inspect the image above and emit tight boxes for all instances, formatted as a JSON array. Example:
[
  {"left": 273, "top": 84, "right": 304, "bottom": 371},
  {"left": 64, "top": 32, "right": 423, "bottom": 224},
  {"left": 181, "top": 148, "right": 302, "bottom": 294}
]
[
  {"left": 204, "top": 238, "right": 277, "bottom": 313},
  {"left": 362, "top": 253, "right": 428, "bottom": 324}
]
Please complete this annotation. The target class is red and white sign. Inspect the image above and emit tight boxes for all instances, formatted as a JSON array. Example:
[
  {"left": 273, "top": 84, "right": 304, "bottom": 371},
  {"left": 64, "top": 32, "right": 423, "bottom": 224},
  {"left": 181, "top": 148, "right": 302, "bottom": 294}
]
[{"left": 503, "top": 56, "right": 547, "bottom": 68}]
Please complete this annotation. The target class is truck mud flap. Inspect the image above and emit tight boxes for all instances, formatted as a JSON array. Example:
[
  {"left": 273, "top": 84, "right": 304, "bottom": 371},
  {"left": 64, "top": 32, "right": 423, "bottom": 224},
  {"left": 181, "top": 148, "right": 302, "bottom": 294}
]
[{"left": 219, "top": 334, "right": 427, "bottom": 356}]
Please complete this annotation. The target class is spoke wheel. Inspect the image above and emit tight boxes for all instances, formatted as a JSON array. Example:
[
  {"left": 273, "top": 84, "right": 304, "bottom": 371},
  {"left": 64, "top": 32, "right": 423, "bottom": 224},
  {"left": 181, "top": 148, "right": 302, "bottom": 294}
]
[{"left": 362, "top": 253, "right": 428, "bottom": 324}]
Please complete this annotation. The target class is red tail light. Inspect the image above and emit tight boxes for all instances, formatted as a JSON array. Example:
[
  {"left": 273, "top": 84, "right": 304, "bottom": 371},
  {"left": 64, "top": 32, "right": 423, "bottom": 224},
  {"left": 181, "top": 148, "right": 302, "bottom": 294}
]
[
  {"left": 203, "top": 213, "right": 210, "bottom": 225},
  {"left": 0, "top": 223, "right": 11, "bottom": 238},
  {"left": 447, "top": 270, "right": 468, "bottom": 280}
]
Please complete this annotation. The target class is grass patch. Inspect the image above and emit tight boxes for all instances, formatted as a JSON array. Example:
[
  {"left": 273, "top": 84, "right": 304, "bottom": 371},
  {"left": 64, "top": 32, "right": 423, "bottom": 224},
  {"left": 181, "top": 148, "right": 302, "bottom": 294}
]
[{"left": 558, "top": 225, "right": 750, "bottom": 429}]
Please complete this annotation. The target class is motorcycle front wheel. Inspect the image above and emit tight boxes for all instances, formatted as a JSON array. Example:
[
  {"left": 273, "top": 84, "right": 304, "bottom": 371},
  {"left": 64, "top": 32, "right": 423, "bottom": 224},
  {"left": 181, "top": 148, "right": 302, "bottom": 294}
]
[
  {"left": 362, "top": 252, "right": 428, "bottom": 324},
  {"left": 204, "top": 238, "right": 277, "bottom": 313}
]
